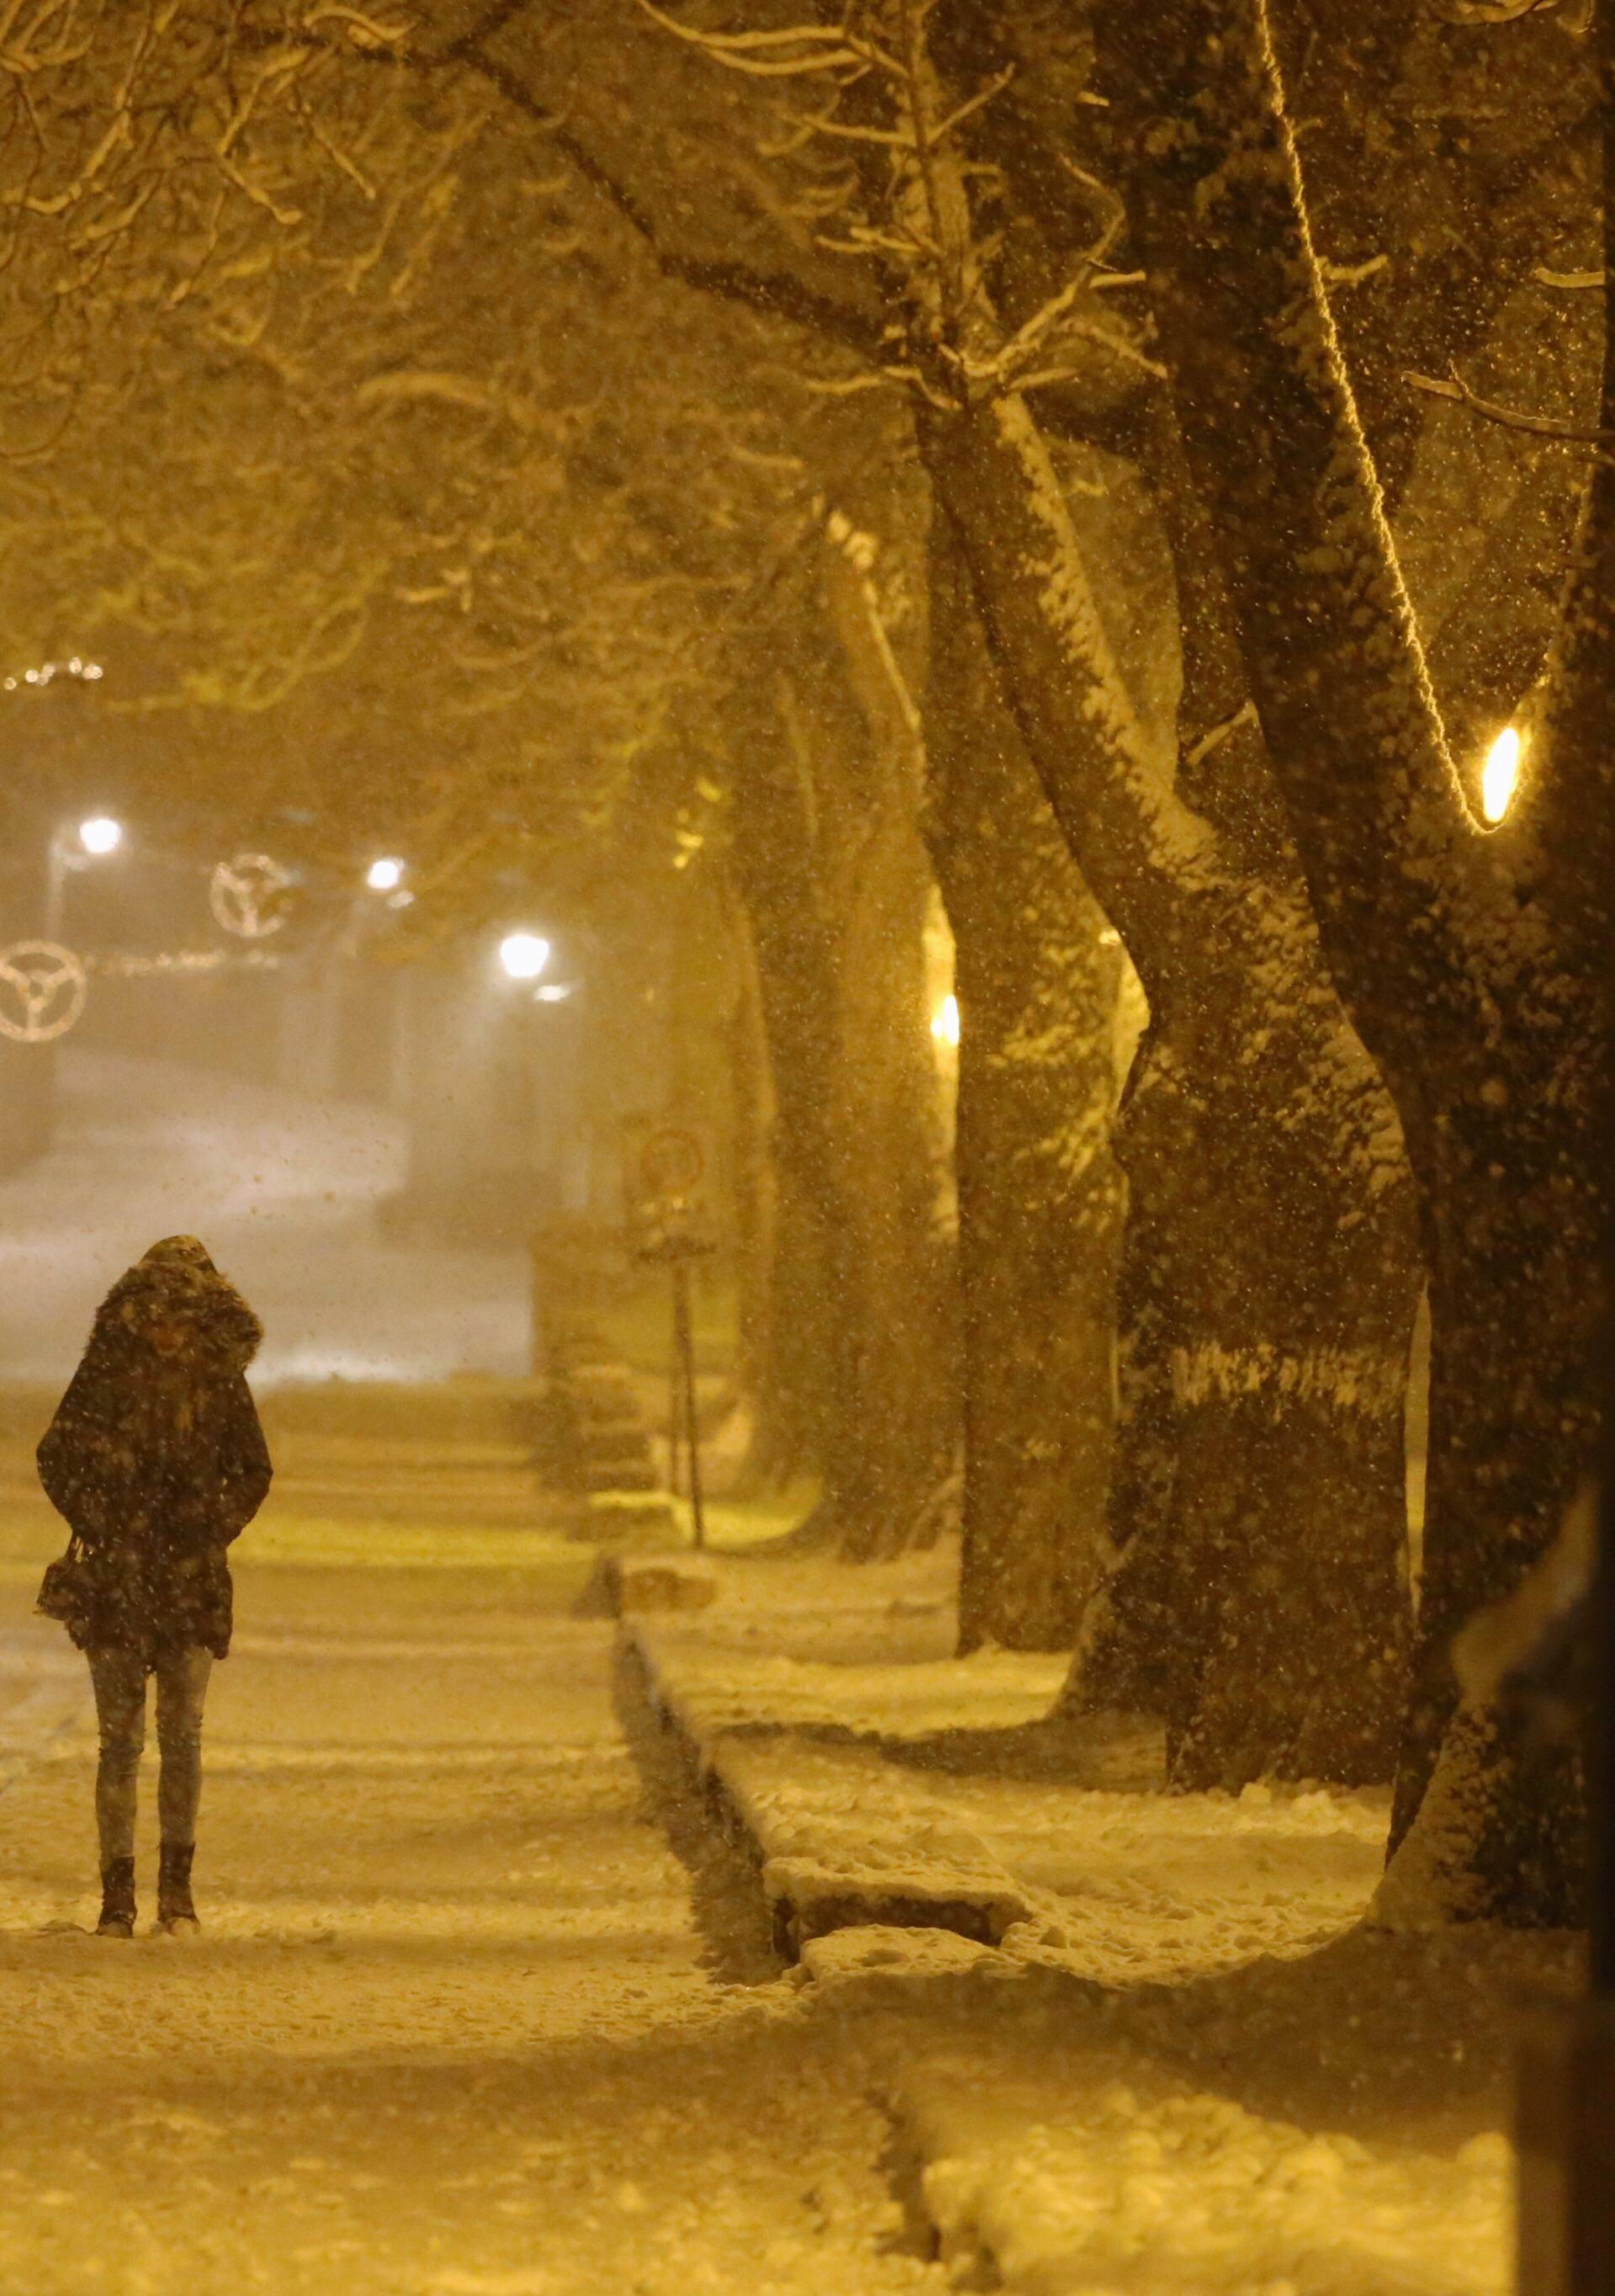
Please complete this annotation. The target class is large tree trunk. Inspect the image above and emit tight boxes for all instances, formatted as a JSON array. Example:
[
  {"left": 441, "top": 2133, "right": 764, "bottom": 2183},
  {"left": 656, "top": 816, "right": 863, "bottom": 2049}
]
[
  {"left": 721, "top": 885, "right": 813, "bottom": 1493},
  {"left": 922, "top": 521, "right": 1125, "bottom": 1649},
  {"left": 919, "top": 389, "right": 1420, "bottom": 1787},
  {"left": 725, "top": 742, "right": 848, "bottom": 1501},
  {"left": 1093, "top": 0, "right": 1612, "bottom": 1915},
  {"left": 723, "top": 605, "right": 956, "bottom": 1562},
  {"left": 829, "top": 686, "right": 960, "bottom": 1562}
]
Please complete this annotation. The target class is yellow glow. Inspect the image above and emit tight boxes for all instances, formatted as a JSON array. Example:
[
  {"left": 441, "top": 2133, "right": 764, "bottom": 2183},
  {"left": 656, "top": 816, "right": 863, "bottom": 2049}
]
[
  {"left": 499, "top": 930, "right": 550, "bottom": 981},
  {"left": 931, "top": 992, "right": 960, "bottom": 1049},
  {"left": 1481, "top": 726, "right": 1522, "bottom": 825},
  {"left": 77, "top": 815, "right": 123, "bottom": 856}
]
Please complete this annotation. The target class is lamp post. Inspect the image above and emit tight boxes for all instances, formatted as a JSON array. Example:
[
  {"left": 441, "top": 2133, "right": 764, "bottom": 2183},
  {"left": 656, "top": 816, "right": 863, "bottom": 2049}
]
[{"left": 45, "top": 813, "right": 124, "bottom": 939}]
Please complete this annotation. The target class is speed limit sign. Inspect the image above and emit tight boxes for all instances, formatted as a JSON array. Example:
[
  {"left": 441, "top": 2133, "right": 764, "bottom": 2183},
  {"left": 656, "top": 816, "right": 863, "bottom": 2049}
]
[{"left": 638, "top": 1125, "right": 705, "bottom": 1203}]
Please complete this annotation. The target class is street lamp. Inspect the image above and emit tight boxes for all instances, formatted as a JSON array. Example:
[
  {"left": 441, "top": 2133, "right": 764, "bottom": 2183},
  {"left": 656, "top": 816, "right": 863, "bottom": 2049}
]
[
  {"left": 45, "top": 812, "right": 125, "bottom": 936},
  {"left": 499, "top": 931, "right": 550, "bottom": 982},
  {"left": 77, "top": 815, "right": 124, "bottom": 858},
  {"left": 365, "top": 856, "right": 406, "bottom": 893}
]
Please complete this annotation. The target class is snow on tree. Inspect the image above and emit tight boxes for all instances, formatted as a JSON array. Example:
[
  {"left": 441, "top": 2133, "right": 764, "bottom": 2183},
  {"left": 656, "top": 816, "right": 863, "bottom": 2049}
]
[{"left": 1094, "top": 0, "right": 1610, "bottom": 1920}]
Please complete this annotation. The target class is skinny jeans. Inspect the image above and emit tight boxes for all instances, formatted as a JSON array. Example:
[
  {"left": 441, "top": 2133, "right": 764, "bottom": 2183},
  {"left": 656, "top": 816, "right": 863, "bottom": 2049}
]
[{"left": 87, "top": 1647, "right": 213, "bottom": 1866}]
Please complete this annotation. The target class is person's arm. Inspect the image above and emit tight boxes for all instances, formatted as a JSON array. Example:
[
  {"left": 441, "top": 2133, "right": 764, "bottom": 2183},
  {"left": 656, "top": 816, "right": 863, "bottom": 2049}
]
[
  {"left": 212, "top": 1383, "right": 273, "bottom": 1544},
  {"left": 35, "top": 1374, "right": 121, "bottom": 1542}
]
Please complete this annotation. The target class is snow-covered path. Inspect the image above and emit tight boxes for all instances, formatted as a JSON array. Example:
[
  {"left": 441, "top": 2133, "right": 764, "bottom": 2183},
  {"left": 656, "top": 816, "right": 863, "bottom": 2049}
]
[{"left": 0, "top": 1531, "right": 941, "bottom": 2295}]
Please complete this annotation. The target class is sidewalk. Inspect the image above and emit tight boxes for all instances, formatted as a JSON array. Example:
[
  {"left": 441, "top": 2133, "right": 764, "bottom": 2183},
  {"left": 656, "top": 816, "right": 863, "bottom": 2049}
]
[
  {"left": 0, "top": 1507, "right": 951, "bottom": 2296},
  {"left": 623, "top": 1543, "right": 1576, "bottom": 2294}
]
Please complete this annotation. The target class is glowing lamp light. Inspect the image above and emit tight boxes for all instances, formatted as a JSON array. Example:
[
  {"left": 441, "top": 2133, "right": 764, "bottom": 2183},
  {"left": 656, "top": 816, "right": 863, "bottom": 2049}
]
[
  {"left": 77, "top": 815, "right": 124, "bottom": 857},
  {"left": 931, "top": 992, "right": 961, "bottom": 1049},
  {"left": 1481, "top": 726, "right": 1522, "bottom": 826},
  {"left": 365, "top": 856, "right": 406, "bottom": 892},
  {"left": 499, "top": 931, "right": 551, "bottom": 982}
]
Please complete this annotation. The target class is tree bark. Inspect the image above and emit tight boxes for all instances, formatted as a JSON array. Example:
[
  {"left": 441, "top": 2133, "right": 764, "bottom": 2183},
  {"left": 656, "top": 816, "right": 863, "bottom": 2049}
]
[
  {"left": 921, "top": 520, "right": 1125, "bottom": 1650},
  {"left": 723, "top": 599, "right": 956, "bottom": 1561},
  {"left": 919, "top": 388, "right": 1420, "bottom": 1787},
  {"left": 1093, "top": 0, "right": 1612, "bottom": 1913}
]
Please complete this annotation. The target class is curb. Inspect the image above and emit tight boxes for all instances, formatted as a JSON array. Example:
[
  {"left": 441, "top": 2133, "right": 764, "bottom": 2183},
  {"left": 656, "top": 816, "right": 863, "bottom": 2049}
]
[{"left": 621, "top": 1621, "right": 1054, "bottom": 1965}]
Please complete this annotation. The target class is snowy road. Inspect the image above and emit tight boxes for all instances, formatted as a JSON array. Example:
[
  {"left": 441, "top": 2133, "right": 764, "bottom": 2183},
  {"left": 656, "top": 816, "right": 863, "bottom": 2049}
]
[
  {"left": 0, "top": 1523, "right": 942, "bottom": 2296},
  {"left": 0, "top": 1052, "right": 530, "bottom": 1383}
]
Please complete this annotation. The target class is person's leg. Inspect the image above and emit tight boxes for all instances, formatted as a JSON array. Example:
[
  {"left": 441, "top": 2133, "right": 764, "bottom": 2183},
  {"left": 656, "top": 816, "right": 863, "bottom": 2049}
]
[
  {"left": 87, "top": 1649, "right": 146, "bottom": 1934},
  {"left": 154, "top": 1648, "right": 212, "bottom": 1928}
]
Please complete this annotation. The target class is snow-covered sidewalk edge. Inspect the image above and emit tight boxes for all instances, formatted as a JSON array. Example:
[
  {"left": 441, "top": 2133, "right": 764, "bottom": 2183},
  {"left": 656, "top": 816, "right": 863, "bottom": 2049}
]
[
  {"left": 621, "top": 1621, "right": 1063, "bottom": 1962},
  {"left": 799, "top": 1925, "right": 1538, "bottom": 2296},
  {"left": 881, "top": 2024, "right": 1515, "bottom": 2296}
]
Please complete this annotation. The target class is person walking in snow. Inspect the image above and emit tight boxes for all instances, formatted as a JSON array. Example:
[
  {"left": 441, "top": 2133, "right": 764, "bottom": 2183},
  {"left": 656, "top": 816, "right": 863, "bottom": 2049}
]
[{"left": 34, "top": 1237, "right": 273, "bottom": 1938}]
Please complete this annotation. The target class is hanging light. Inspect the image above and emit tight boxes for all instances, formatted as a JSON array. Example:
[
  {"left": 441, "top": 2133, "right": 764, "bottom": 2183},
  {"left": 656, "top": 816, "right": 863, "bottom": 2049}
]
[{"left": 1481, "top": 726, "right": 1522, "bottom": 826}]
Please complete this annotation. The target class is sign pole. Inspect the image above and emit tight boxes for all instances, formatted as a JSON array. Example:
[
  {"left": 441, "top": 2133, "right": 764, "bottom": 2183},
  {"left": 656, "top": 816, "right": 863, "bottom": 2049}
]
[
  {"left": 672, "top": 1246, "right": 706, "bottom": 1551},
  {"left": 632, "top": 1124, "right": 713, "bottom": 1550}
]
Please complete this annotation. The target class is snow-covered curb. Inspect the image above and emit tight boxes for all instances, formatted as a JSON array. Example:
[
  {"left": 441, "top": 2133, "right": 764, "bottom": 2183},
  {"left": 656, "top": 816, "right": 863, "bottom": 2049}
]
[
  {"left": 888, "top": 2034, "right": 1512, "bottom": 2295},
  {"left": 621, "top": 1621, "right": 1065, "bottom": 1960},
  {"left": 797, "top": 1926, "right": 1526, "bottom": 2295}
]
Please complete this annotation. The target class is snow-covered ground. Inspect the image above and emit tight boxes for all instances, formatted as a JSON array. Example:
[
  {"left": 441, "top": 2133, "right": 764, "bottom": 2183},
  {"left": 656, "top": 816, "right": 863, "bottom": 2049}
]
[
  {"left": 0, "top": 1507, "right": 946, "bottom": 2295},
  {"left": 624, "top": 1547, "right": 1581, "bottom": 2293},
  {"left": 0, "top": 1052, "right": 529, "bottom": 1384},
  {"left": 628, "top": 1550, "right": 1389, "bottom": 1986}
]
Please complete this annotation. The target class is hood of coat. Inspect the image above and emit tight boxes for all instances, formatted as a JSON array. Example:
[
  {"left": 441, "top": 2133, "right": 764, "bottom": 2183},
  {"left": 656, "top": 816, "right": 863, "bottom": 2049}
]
[{"left": 91, "top": 1241, "right": 263, "bottom": 1376}]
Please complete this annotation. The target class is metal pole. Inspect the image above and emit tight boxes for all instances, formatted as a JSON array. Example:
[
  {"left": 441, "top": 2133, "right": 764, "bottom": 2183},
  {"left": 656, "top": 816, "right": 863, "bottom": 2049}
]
[
  {"left": 43, "top": 828, "right": 66, "bottom": 942},
  {"left": 667, "top": 1274, "right": 683, "bottom": 1503},
  {"left": 531, "top": 1229, "right": 556, "bottom": 1384},
  {"left": 672, "top": 1251, "right": 705, "bottom": 1551}
]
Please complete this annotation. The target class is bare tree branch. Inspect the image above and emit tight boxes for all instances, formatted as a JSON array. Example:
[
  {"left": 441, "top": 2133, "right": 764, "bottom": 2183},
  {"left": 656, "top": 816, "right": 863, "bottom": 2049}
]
[
  {"left": 1405, "top": 362, "right": 1615, "bottom": 444},
  {"left": 456, "top": 42, "right": 883, "bottom": 357}
]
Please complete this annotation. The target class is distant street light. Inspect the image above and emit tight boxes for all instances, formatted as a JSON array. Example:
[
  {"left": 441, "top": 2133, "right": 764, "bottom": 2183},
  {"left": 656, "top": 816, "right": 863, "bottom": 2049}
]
[
  {"left": 45, "top": 812, "right": 125, "bottom": 937},
  {"left": 499, "top": 931, "right": 550, "bottom": 982},
  {"left": 365, "top": 857, "right": 406, "bottom": 893},
  {"left": 77, "top": 815, "right": 124, "bottom": 858}
]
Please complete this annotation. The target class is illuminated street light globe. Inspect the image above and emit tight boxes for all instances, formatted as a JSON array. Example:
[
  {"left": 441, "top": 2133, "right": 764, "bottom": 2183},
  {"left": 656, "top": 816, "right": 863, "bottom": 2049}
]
[
  {"left": 77, "top": 815, "right": 124, "bottom": 857},
  {"left": 499, "top": 931, "right": 550, "bottom": 981},
  {"left": 366, "top": 857, "right": 406, "bottom": 893}
]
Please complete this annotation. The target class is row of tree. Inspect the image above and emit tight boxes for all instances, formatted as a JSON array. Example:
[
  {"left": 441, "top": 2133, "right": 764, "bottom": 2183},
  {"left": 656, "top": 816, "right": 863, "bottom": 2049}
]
[{"left": 3, "top": 0, "right": 1608, "bottom": 1927}]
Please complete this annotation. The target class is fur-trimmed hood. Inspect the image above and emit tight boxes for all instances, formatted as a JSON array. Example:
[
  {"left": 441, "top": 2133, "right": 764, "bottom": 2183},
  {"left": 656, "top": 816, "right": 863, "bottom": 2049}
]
[{"left": 89, "top": 1238, "right": 262, "bottom": 1375}]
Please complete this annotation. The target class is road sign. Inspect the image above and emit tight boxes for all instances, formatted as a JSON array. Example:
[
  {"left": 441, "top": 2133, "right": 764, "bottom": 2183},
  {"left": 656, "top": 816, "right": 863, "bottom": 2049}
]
[
  {"left": 210, "top": 852, "right": 293, "bottom": 939},
  {"left": 0, "top": 939, "right": 87, "bottom": 1043},
  {"left": 638, "top": 1124, "right": 706, "bottom": 1204}
]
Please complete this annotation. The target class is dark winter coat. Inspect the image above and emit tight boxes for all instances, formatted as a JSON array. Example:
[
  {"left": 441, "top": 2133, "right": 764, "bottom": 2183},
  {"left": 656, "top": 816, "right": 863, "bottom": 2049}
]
[{"left": 35, "top": 1237, "right": 273, "bottom": 1665}]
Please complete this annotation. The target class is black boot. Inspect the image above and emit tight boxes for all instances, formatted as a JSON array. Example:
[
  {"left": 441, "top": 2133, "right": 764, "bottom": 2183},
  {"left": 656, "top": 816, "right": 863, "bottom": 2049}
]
[
  {"left": 96, "top": 1856, "right": 136, "bottom": 1939},
  {"left": 156, "top": 1842, "right": 199, "bottom": 1934}
]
